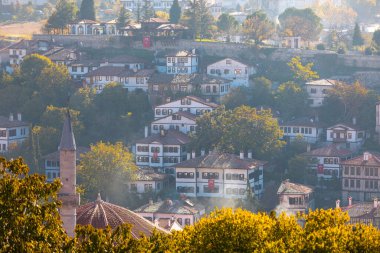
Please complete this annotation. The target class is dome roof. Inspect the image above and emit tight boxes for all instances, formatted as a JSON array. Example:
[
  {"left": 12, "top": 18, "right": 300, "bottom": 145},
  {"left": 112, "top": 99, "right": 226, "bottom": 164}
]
[{"left": 77, "top": 194, "right": 168, "bottom": 238}]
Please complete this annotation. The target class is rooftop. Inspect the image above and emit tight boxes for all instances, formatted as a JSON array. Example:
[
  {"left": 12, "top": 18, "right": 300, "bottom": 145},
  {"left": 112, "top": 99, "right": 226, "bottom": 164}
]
[
  {"left": 42, "top": 146, "right": 90, "bottom": 161},
  {"left": 152, "top": 111, "right": 197, "bottom": 122},
  {"left": 135, "top": 169, "right": 170, "bottom": 181},
  {"left": 134, "top": 199, "right": 205, "bottom": 215},
  {"left": 302, "top": 144, "right": 353, "bottom": 158},
  {"left": 277, "top": 180, "right": 313, "bottom": 195},
  {"left": 341, "top": 200, "right": 380, "bottom": 220},
  {"left": 136, "top": 130, "right": 191, "bottom": 145},
  {"left": 306, "top": 79, "right": 338, "bottom": 86},
  {"left": 340, "top": 152, "right": 380, "bottom": 166},
  {"left": 175, "top": 152, "right": 266, "bottom": 170},
  {"left": 156, "top": 95, "right": 218, "bottom": 108},
  {"left": 0, "top": 115, "right": 29, "bottom": 128},
  {"left": 77, "top": 194, "right": 168, "bottom": 238},
  {"left": 280, "top": 117, "right": 323, "bottom": 128}
]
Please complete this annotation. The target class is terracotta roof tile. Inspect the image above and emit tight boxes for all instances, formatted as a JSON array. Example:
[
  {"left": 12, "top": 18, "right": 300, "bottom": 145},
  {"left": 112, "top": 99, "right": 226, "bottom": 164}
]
[
  {"left": 302, "top": 144, "right": 353, "bottom": 157},
  {"left": 340, "top": 152, "right": 380, "bottom": 166},
  {"left": 277, "top": 180, "right": 313, "bottom": 194}
]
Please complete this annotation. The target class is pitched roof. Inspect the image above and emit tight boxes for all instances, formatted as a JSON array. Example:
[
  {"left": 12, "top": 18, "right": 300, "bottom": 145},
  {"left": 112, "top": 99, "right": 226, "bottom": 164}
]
[
  {"left": 106, "top": 55, "right": 150, "bottom": 64},
  {"left": 327, "top": 123, "right": 363, "bottom": 131},
  {"left": 156, "top": 95, "right": 218, "bottom": 108},
  {"left": 340, "top": 152, "right": 380, "bottom": 166},
  {"left": 144, "top": 18, "right": 169, "bottom": 23},
  {"left": 59, "top": 111, "right": 76, "bottom": 151},
  {"left": 306, "top": 79, "right": 337, "bottom": 86},
  {"left": 280, "top": 117, "right": 323, "bottom": 128},
  {"left": 175, "top": 152, "right": 266, "bottom": 169},
  {"left": 8, "top": 39, "right": 37, "bottom": 49},
  {"left": 136, "top": 130, "right": 191, "bottom": 145},
  {"left": 148, "top": 73, "right": 230, "bottom": 86},
  {"left": 134, "top": 199, "right": 204, "bottom": 215},
  {"left": 0, "top": 116, "right": 29, "bottom": 128},
  {"left": 43, "top": 146, "right": 90, "bottom": 161},
  {"left": 341, "top": 202, "right": 380, "bottom": 219},
  {"left": 165, "top": 50, "right": 197, "bottom": 57},
  {"left": 156, "top": 24, "right": 188, "bottom": 30},
  {"left": 84, "top": 66, "right": 154, "bottom": 78},
  {"left": 302, "top": 144, "right": 353, "bottom": 157},
  {"left": 77, "top": 194, "right": 168, "bottom": 238},
  {"left": 277, "top": 180, "right": 313, "bottom": 195},
  {"left": 44, "top": 47, "right": 76, "bottom": 62},
  {"left": 135, "top": 169, "right": 170, "bottom": 181},
  {"left": 151, "top": 111, "right": 197, "bottom": 123}
]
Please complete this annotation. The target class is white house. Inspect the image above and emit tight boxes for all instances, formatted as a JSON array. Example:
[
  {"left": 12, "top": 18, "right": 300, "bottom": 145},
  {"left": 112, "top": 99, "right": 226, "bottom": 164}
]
[
  {"left": 127, "top": 168, "right": 170, "bottom": 194},
  {"left": 8, "top": 40, "right": 37, "bottom": 66},
  {"left": 305, "top": 79, "right": 337, "bottom": 108},
  {"left": 166, "top": 50, "right": 198, "bottom": 75},
  {"left": 43, "top": 147, "right": 89, "bottom": 182},
  {"left": 207, "top": 58, "right": 256, "bottom": 87},
  {"left": 151, "top": 111, "right": 197, "bottom": 135},
  {"left": 279, "top": 118, "right": 324, "bottom": 144},
  {"left": 84, "top": 66, "right": 154, "bottom": 93},
  {"left": 175, "top": 151, "right": 266, "bottom": 199},
  {"left": 100, "top": 55, "right": 149, "bottom": 70},
  {"left": 326, "top": 122, "right": 366, "bottom": 151},
  {"left": 43, "top": 47, "right": 78, "bottom": 66},
  {"left": 275, "top": 179, "right": 314, "bottom": 216},
  {"left": 302, "top": 144, "right": 354, "bottom": 181},
  {"left": 134, "top": 130, "right": 191, "bottom": 174},
  {"left": 154, "top": 96, "right": 218, "bottom": 120},
  {"left": 134, "top": 198, "right": 205, "bottom": 228},
  {"left": 68, "top": 60, "right": 100, "bottom": 80},
  {"left": 68, "top": 20, "right": 103, "bottom": 35},
  {"left": 0, "top": 113, "right": 29, "bottom": 153}
]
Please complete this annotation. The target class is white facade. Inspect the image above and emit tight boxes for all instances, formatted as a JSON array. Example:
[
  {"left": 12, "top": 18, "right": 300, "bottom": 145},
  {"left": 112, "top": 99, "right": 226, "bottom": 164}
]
[
  {"left": 166, "top": 51, "right": 198, "bottom": 75},
  {"left": 9, "top": 48, "right": 27, "bottom": 66},
  {"left": 68, "top": 64, "right": 98, "bottom": 80},
  {"left": 151, "top": 112, "right": 197, "bottom": 134},
  {"left": 207, "top": 58, "right": 255, "bottom": 87},
  {"left": 280, "top": 121, "right": 323, "bottom": 144},
  {"left": 326, "top": 123, "right": 366, "bottom": 151},
  {"left": 175, "top": 152, "right": 265, "bottom": 199},
  {"left": 0, "top": 114, "right": 29, "bottom": 153},
  {"left": 306, "top": 79, "right": 336, "bottom": 108},
  {"left": 154, "top": 96, "right": 217, "bottom": 120}
]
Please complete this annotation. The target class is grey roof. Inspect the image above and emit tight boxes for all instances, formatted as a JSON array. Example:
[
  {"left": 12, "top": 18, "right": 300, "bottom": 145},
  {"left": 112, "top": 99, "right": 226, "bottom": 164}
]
[
  {"left": 280, "top": 117, "right": 324, "bottom": 128},
  {"left": 175, "top": 152, "right": 266, "bottom": 169},
  {"left": 302, "top": 144, "right": 353, "bottom": 158},
  {"left": 59, "top": 111, "right": 76, "bottom": 151},
  {"left": 136, "top": 130, "right": 191, "bottom": 145},
  {"left": 0, "top": 116, "right": 29, "bottom": 128},
  {"left": 43, "top": 147, "right": 90, "bottom": 161},
  {"left": 134, "top": 199, "right": 205, "bottom": 215},
  {"left": 341, "top": 202, "right": 380, "bottom": 219},
  {"left": 277, "top": 180, "right": 313, "bottom": 195},
  {"left": 135, "top": 168, "right": 170, "bottom": 181}
]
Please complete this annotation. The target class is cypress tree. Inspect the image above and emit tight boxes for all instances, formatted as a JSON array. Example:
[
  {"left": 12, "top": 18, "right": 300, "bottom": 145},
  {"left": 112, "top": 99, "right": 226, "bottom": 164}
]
[
  {"left": 352, "top": 22, "right": 364, "bottom": 46},
  {"left": 79, "top": 0, "right": 96, "bottom": 21},
  {"left": 169, "top": 0, "right": 181, "bottom": 24}
]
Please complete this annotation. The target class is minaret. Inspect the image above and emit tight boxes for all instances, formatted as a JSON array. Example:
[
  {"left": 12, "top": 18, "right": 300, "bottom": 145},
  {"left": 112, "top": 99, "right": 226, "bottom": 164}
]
[
  {"left": 376, "top": 102, "right": 380, "bottom": 145},
  {"left": 59, "top": 111, "right": 80, "bottom": 237}
]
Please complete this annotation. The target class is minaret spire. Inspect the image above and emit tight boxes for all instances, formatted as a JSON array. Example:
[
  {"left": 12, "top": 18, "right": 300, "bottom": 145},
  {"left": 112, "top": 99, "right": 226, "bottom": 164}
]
[{"left": 59, "top": 110, "right": 79, "bottom": 237}]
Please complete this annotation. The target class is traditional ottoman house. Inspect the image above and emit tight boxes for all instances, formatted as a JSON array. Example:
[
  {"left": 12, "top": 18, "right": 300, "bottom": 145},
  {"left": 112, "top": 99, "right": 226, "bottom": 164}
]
[
  {"left": 127, "top": 168, "right": 171, "bottom": 194},
  {"left": 305, "top": 79, "right": 337, "bottom": 108},
  {"left": 100, "top": 55, "right": 150, "bottom": 70},
  {"left": 341, "top": 152, "right": 380, "bottom": 202},
  {"left": 275, "top": 179, "right": 314, "bottom": 216},
  {"left": 338, "top": 197, "right": 380, "bottom": 228},
  {"left": 175, "top": 151, "right": 266, "bottom": 199},
  {"left": 151, "top": 111, "right": 197, "bottom": 135},
  {"left": 166, "top": 50, "right": 198, "bottom": 75},
  {"left": 134, "top": 198, "right": 205, "bottom": 228},
  {"left": 326, "top": 121, "right": 366, "bottom": 151},
  {"left": 279, "top": 117, "right": 324, "bottom": 144},
  {"left": 0, "top": 113, "right": 29, "bottom": 153}
]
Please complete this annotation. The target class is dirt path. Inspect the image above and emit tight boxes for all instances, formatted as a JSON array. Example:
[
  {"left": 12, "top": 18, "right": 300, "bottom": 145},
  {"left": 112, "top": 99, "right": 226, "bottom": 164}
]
[{"left": 0, "top": 21, "right": 45, "bottom": 38}]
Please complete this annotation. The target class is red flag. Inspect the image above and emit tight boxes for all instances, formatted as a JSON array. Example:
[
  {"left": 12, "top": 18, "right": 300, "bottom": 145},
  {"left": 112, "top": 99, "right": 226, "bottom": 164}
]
[
  {"left": 143, "top": 36, "right": 151, "bottom": 48},
  {"left": 317, "top": 164, "right": 324, "bottom": 174},
  {"left": 208, "top": 179, "right": 214, "bottom": 190},
  {"left": 153, "top": 152, "right": 158, "bottom": 159}
]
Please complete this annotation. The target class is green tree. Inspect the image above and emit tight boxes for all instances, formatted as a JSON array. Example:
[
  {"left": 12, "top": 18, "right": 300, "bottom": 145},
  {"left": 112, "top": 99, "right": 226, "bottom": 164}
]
[
  {"left": 279, "top": 8, "right": 322, "bottom": 41},
  {"left": 45, "top": 0, "right": 77, "bottom": 34},
  {"left": 221, "top": 86, "right": 251, "bottom": 109},
  {"left": 287, "top": 56, "right": 319, "bottom": 83},
  {"left": 287, "top": 155, "right": 309, "bottom": 184},
  {"left": 191, "top": 106, "right": 284, "bottom": 158},
  {"left": 141, "top": 0, "right": 154, "bottom": 20},
  {"left": 185, "top": 0, "right": 214, "bottom": 39},
  {"left": 372, "top": 29, "right": 380, "bottom": 49},
  {"left": 243, "top": 11, "right": 275, "bottom": 45},
  {"left": 217, "top": 13, "right": 238, "bottom": 34},
  {"left": 352, "top": 22, "right": 364, "bottom": 46},
  {"left": 251, "top": 77, "right": 274, "bottom": 106},
  {"left": 275, "top": 81, "right": 309, "bottom": 120},
  {"left": 117, "top": 7, "right": 130, "bottom": 30},
  {"left": 0, "top": 157, "right": 69, "bottom": 252},
  {"left": 78, "top": 142, "right": 137, "bottom": 204},
  {"left": 79, "top": 0, "right": 96, "bottom": 20},
  {"left": 169, "top": 0, "right": 181, "bottom": 24}
]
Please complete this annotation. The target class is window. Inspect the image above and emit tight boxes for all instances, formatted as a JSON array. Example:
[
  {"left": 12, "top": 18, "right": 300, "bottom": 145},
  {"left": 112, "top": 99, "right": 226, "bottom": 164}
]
[
  {"left": 344, "top": 179, "right": 349, "bottom": 187},
  {"left": 365, "top": 167, "right": 369, "bottom": 176},
  {"left": 8, "top": 129, "right": 16, "bottom": 137},
  {"left": 156, "top": 109, "right": 161, "bottom": 115},
  {"left": 348, "top": 133, "right": 352, "bottom": 139},
  {"left": 213, "top": 86, "right": 217, "bottom": 93},
  {"left": 137, "top": 145, "right": 149, "bottom": 152},
  {"left": 162, "top": 109, "right": 168, "bottom": 115},
  {"left": 350, "top": 179, "right": 355, "bottom": 188},
  {"left": 350, "top": 167, "right": 355, "bottom": 175},
  {"left": 177, "top": 218, "right": 182, "bottom": 225},
  {"left": 151, "top": 147, "right": 160, "bottom": 153},
  {"left": 206, "top": 86, "right": 210, "bottom": 93},
  {"left": 168, "top": 57, "right": 172, "bottom": 63},
  {"left": 185, "top": 218, "right": 191, "bottom": 225},
  {"left": 289, "top": 197, "right": 303, "bottom": 205},
  {"left": 221, "top": 86, "right": 225, "bottom": 92},
  {"left": 356, "top": 167, "right": 361, "bottom": 176},
  {"left": 130, "top": 184, "right": 137, "bottom": 191},
  {"left": 177, "top": 186, "right": 194, "bottom": 193},
  {"left": 356, "top": 180, "right": 361, "bottom": 188},
  {"left": 310, "top": 88, "right": 317, "bottom": 94},
  {"left": 224, "top": 69, "right": 229, "bottom": 74},
  {"left": 136, "top": 77, "right": 145, "bottom": 84},
  {"left": 225, "top": 173, "right": 244, "bottom": 180},
  {"left": 181, "top": 99, "right": 186, "bottom": 105},
  {"left": 190, "top": 126, "right": 195, "bottom": 132},
  {"left": 153, "top": 125, "right": 158, "bottom": 130},
  {"left": 144, "top": 184, "right": 153, "bottom": 192},
  {"left": 202, "top": 172, "right": 219, "bottom": 179},
  {"left": 210, "top": 69, "right": 216, "bottom": 74},
  {"left": 0, "top": 130, "right": 6, "bottom": 137},
  {"left": 106, "top": 76, "right": 109, "bottom": 81},
  {"left": 177, "top": 172, "right": 194, "bottom": 178},
  {"left": 358, "top": 132, "right": 364, "bottom": 138},
  {"left": 137, "top": 156, "right": 149, "bottom": 163},
  {"left": 151, "top": 157, "right": 160, "bottom": 163},
  {"left": 293, "top": 127, "right": 299, "bottom": 133},
  {"left": 203, "top": 185, "right": 219, "bottom": 193},
  {"left": 72, "top": 66, "right": 77, "bottom": 72}
]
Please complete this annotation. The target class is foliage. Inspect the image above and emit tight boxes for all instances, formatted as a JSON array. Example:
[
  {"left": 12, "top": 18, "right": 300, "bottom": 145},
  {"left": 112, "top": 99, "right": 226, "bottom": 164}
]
[
  {"left": 365, "top": 46, "right": 374, "bottom": 55},
  {"left": 79, "top": 0, "right": 96, "bottom": 20},
  {"left": 221, "top": 86, "right": 251, "bottom": 109},
  {"left": 190, "top": 106, "right": 284, "bottom": 158},
  {"left": 275, "top": 81, "right": 309, "bottom": 120},
  {"left": 78, "top": 142, "right": 137, "bottom": 204},
  {"left": 372, "top": 29, "right": 380, "bottom": 49},
  {"left": 141, "top": 0, "right": 155, "bottom": 20},
  {"left": 0, "top": 157, "right": 69, "bottom": 252},
  {"left": 184, "top": 0, "right": 214, "bottom": 39},
  {"left": 287, "top": 56, "right": 319, "bottom": 83},
  {"left": 313, "top": 0, "right": 357, "bottom": 29},
  {"left": 45, "top": 0, "right": 77, "bottom": 33},
  {"left": 287, "top": 155, "right": 309, "bottom": 184},
  {"left": 117, "top": 7, "right": 131, "bottom": 29},
  {"left": 316, "top": 43, "right": 325, "bottom": 50},
  {"left": 217, "top": 13, "right": 238, "bottom": 34},
  {"left": 155, "top": 11, "right": 169, "bottom": 20},
  {"left": 243, "top": 11, "right": 275, "bottom": 45},
  {"left": 169, "top": 0, "right": 181, "bottom": 24},
  {"left": 251, "top": 77, "right": 274, "bottom": 106},
  {"left": 352, "top": 22, "right": 364, "bottom": 46},
  {"left": 279, "top": 8, "right": 322, "bottom": 41}
]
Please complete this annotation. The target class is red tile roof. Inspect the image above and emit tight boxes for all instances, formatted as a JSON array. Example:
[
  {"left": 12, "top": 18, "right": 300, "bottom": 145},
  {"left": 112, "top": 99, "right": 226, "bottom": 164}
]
[
  {"left": 77, "top": 194, "right": 168, "bottom": 238},
  {"left": 277, "top": 179, "right": 313, "bottom": 195},
  {"left": 340, "top": 152, "right": 380, "bottom": 166},
  {"left": 302, "top": 144, "right": 353, "bottom": 157}
]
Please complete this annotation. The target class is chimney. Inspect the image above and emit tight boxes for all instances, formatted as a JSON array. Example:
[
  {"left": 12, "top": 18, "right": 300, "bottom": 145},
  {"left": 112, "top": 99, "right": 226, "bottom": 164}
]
[
  {"left": 336, "top": 199, "right": 340, "bottom": 208},
  {"left": 149, "top": 198, "right": 153, "bottom": 205},
  {"left": 348, "top": 196, "right": 352, "bottom": 206},
  {"left": 168, "top": 219, "right": 171, "bottom": 227},
  {"left": 154, "top": 218, "right": 159, "bottom": 226},
  {"left": 9, "top": 113, "right": 13, "bottom": 121},
  {"left": 187, "top": 152, "right": 191, "bottom": 160},
  {"left": 374, "top": 198, "right": 378, "bottom": 208},
  {"left": 160, "top": 129, "right": 165, "bottom": 136},
  {"left": 166, "top": 97, "right": 171, "bottom": 103},
  {"left": 205, "top": 98, "right": 210, "bottom": 102},
  {"left": 352, "top": 117, "right": 357, "bottom": 125},
  {"left": 201, "top": 148, "right": 205, "bottom": 156},
  {"left": 247, "top": 150, "right": 252, "bottom": 159},
  {"left": 17, "top": 113, "right": 22, "bottom": 121},
  {"left": 364, "top": 152, "right": 371, "bottom": 161},
  {"left": 307, "top": 144, "right": 311, "bottom": 152},
  {"left": 240, "top": 150, "right": 244, "bottom": 159},
  {"left": 192, "top": 150, "right": 196, "bottom": 158},
  {"left": 145, "top": 126, "right": 149, "bottom": 138}
]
